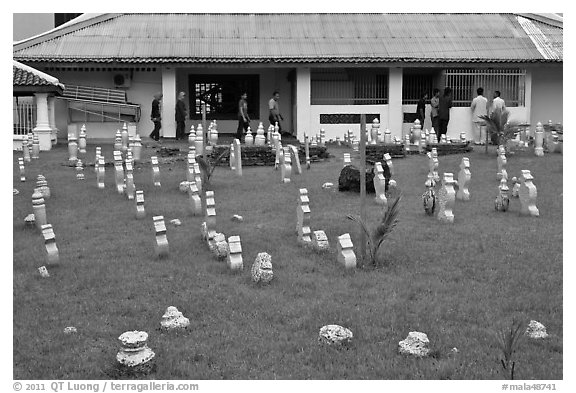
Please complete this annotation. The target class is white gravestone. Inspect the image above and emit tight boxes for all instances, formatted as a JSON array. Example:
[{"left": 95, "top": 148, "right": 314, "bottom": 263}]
[
  {"left": 244, "top": 127, "right": 253, "bottom": 146},
  {"left": 437, "top": 173, "right": 456, "bottom": 223},
  {"left": 114, "top": 151, "right": 125, "bottom": 194},
  {"left": 427, "top": 148, "right": 439, "bottom": 182},
  {"left": 511, "top": 177, "right": 520, "bottom": 198},
  {"left": 255, "top": 122, "right": 266, "bottom": 146},
  {"left": 495, "top": 178, "right": 510, "bottom": 212},
  {"left": 229, "top": 142, "right": 236, "bottom": 171},
  {"left": 319, "top": 128, "right": 326, "bottom": 147},
  {"left": 422, "top": 173, "right": 437, "bottom": 216},
  {"left": 398, "top": 331, "right": 430, "bottom": 357},
  {"left": 68, "top": 135, "right": 78, "bottom": 162},
  {"left": 160, "top": 306, "right": 190, "bottom": 330},
  {"left": 153, "top": 216, "right": 169, "bottom": 258},
  {"left": 373, "top": 162, "right": 388, "bottom": 207},
  {"left": 188, "top": 182, "right": 202, "bottom": 216},
  {"left": 32, "top": 133, "right": 40, "bottom": 159},
  {"left": 135, "top": 190, "right": 146, "bottom": 219},
  {"left": 41, "top": 224, "right": 59, "bottom": 265},
  {"left": 343, "top": 152, "right": 351, "bottom": 167},
  {"left": 534, "top": 122, "right": 544, "bottom": 157},
  {"left": 311, "top": 230, "right": 330, "bottom": 252},
  {"left": 497, "top": 145, "right": 507, "bottom": 180},
  {"left": 251, "top": 252, "right": 273, "bottom": 284},
  {"left": 384, "top": 128, "right": 392, "bottom": 144},
  {"left": 519, "top": 170, "right": 539, "bottom": 217},
  {"left": 288, "top": 145, "right": 302, "bottom": 175},
  {"left": 227, "top": 235, "right": 243, "bottom": 271},
  {"left": 32, "top": 190, "right": 47, "bottom": 230},
  {"left": 18, "top": 158, "right": 25, "bottom": 182},
  {"left": 97, "top": 156, "right": 105, "bottom": 189},
  {"left": 133, "top": 135, "right": 142, "bottom": 163},
  {"left": 233, "top": 139, "right": 242, "bottom": 176},
  {"left": 205, "top": 191, "right": 217, "bottom": 243},
  {"left": 305, "top": 135, "right": 311, "bottom": 170},
  {"left": 151, "top": 156, "right": 161, "bottom": 187},
  {"left": 125, "top": 160, "right": 135, "bottom": 200},
  {"left": 412, "top": 119, "right": 422, "bottom": 146},
  {"left": 75, "top": 159, "right": 85, "bottom": 181},
  {"left": 78, "top": 124, "right": 87, "bottom": 154},
  {"left": 404, "top": 134, "right": 411, "bottom": 153},
  {"left": 193, "top": 162, "right": 202, "bottom": 193},
  {"left": 296, "top": 188, "right": 312, "bottom": 245},
  {"left": 38, "top": 266, "right": 50, "bottom": 278},
  {"left": 116, "top": 331, "right": 155, "bottom": 371},
  {"left": 319, "top": 325, "right": 353, "bottom": 346},
  {"left": 94, "top": 147, "right": 101, "bottom": 174},
  {"left": 22, "top": 140, "right": 31, "bottom": 162},
  {"left": 337, "top": 233, "right": 356, "bottom": 269},
  {"left": 456, "top": 157, "right": 471, "bottom": 201},
  {"left": 281, "top": 148, "right": 292, "bottom": 183}
]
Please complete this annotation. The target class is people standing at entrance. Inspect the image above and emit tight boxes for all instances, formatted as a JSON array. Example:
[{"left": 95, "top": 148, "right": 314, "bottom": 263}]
[
  {"left": 268, "top": 91, "right": 284, "bottom": 135},
  {"left": 175, "top": 91, "right": 187, "bottom": 140},
  {"left": 430, "top": 88, "right": 440, "bottom": 135},
  {"left": 149, "top": 92, "right": 162, "bottom": 141},
  {"left": 470, "top": 87, "right": 488, "bottom": 145},
  {"left": 438, "top": 87, "right": 453, "bottom": 140},
  {"left": 236, "top": 92, "right": 250, "bottom": 141},
  {"left": 416, "top": 92, "right": 428, "bottom": 128},
  {"left": 491, "top": 90, "right": 506, "bottom": 114}
]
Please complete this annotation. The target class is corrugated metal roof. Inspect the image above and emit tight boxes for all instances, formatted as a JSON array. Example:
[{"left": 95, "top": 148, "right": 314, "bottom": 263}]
[{"left": 13, "top": 13, "right": 563, "bottom": 64}]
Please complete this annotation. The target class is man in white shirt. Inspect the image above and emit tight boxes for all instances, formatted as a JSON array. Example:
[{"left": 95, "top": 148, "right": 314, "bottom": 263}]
[
  {"left": 268, "top": 91, "right": 284, "bottom": 134},
  {"left": 491, "top": 90, "right": 506, "bottom": 114},
  {"left": 470, "top": 87, "right": 488, "bottom": 145}
]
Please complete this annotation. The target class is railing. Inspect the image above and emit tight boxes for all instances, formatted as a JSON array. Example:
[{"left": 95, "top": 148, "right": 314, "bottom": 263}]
[
  {"left": 311, "top": 69, "right": 388, "bottom": 105},
  {"left": 62, "top": 84, "right": 127, "bottom": 104},
  {"left": 13, "top": 102, "right": 36, "bottom": 135}
]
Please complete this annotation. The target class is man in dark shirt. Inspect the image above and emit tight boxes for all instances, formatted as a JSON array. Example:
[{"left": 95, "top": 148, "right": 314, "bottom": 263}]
[
  {"left": 175, "top": 91, "right": 187, "bottom": 140},
  {"left": 416, "top": 92, "right": 428, "bottom": 128},
  {"left": 236, "top": 92, "right": 250, "bottom": 141},
  {"left": 438, "top": 87, "right": 453, "bottom": 140},
  {"left": 149, "top": 92, "right": 162, "bottom": 141}
]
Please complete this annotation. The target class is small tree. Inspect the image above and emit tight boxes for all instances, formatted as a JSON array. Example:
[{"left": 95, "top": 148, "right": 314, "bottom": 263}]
[
  {"left": 347, "top": 195, "right": 402, "bottom": 267},
  {"left": 479, "top": 109, "right": 520, "bottom": 152},
  {"left": 195, "top": 147, "right": 230, "bottom": 188}
]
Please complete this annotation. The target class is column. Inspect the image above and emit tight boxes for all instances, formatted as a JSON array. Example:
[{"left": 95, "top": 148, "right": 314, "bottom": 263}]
[
  {"left": 388, "top": 68, "right": 403, "bottom": 139},
  {"left": 48, "top": 96, "right": 58, "bottom": 145},
  {"left": 524, "top": 69, "right": 533, "bottom": 127},
  {"left": 161, "top": 67, "right": 177, "bottom": 138},
  {"left": 33, "top": 92, "right": 52, "bottom": 151},
  {"left": 295, "top": 67, "right": 311, "bottom": 142}
]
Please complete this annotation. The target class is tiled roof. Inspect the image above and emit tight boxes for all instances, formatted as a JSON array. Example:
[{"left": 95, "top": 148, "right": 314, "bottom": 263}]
[
  {"left": 13, "top": 13, "right": 563, "bottom": 64},
  {"left": 13, "top": 61, "right": 64, "bottom": 92}
]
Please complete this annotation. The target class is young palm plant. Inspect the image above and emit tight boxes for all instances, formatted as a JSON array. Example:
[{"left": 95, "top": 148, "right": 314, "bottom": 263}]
[
  {"left": 478, "top": 109, "right": 520, "bottom": 152},
  {"left": 347, "top": 195, "right": 402, "bottom": 267},
  {"left": 195, "top": 147, "right": 230, "bottom": 188},
  {"left": 495, "top": 319, "right": 525, "bottom": 380}
]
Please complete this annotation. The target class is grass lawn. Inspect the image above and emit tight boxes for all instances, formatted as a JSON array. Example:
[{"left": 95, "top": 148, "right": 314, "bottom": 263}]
[{"left": 12, "top": 139, "right": 562, "bottom": 380}]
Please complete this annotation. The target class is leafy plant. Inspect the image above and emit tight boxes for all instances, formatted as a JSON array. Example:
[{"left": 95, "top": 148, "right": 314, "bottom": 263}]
[
  {"left": 495, "top": 319, "right": 525, "bottom": 380},
  {"left": 195, "top": 147, "right": 230, "bottom": 187},
  {"left": 347, "top": 195, "right": 402, "bottom": 267},
  {"left": 478, "top": 109, "right": 521, "bottom": 150}
]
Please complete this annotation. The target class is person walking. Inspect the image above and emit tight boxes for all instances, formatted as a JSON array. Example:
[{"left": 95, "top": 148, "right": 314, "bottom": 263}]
[
  {"left": 430, "top": 88, "right": 440, "bottom": 136},
  {"left": 236, "top": 92, "right": 250, "bottom": 141},
  {"left": 438, "top": 87, "right": 453, "bottom": 140},
  {"left": 268, "top": 91, "right": 284, "bottom": 134},
  {"left": 416, "top": 92, "right": 428, "bottom": 128},
  {"left": 149, "top": 92, "right": 162, "bottom": 141},
  {"left": 470, "top": 87, "right": 488, "bottom": 145},
  {"left": 175, "top": 91, "right": 187, "bottom": 140}
]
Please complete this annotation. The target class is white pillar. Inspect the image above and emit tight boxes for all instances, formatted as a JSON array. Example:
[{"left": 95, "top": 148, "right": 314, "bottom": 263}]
[
  {"left": 295, "top": 67, "right": 311, "bottom": 142},
  {"left": 524, "top": 69, "right": 533, "bottom": 126},
  {"left": 161, "top": 67, "right": 177, "bottom": 138},
  {"left": 48, "top": 96, "right": 58, "bottom": 145},
  {"left": 33, "top": 93, "right": 52, "bottom": 151},
  {"left": 388, "top": 68, "right": 403, "bottom": 139}
]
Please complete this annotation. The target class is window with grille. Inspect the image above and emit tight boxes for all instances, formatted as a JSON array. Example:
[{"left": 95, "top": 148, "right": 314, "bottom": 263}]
[
  {"left": 311, "top": 69, "right": 388, "bottom": 105},
  {"left": 402, "top": 74, "right": 436, "bottom": 105},
  {"left": 443, "top": 69, "right": 526, "bottom": 107},
  {"left": 188, "top": 75, "right": 259, "bottom": 120}
]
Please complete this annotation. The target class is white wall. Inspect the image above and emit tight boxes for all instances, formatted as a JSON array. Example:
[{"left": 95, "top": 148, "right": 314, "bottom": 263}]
[
  {"left": 309, "top": 105, "right": 390, "bottom": 141},
  {"left": 530, "top": 65, "right": 563, "bottom": 126}
]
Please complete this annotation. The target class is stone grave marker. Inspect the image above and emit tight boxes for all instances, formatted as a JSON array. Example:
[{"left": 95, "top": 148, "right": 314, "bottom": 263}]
[
  {"left": 251, "top": 252, "right": 273, "bottom": 284},
  {"left": 229, "top": 142, "right": 236, "bottom": 171},
  {"left": 188, "top": 181, "right": 202, "bottom": 216},
  {"left": 133, "top": 135, "right": 142, "bottom": 163},
  {"left": 78, "top": 124, "right": 87, "bottom": 154},
  {"left": 511, "top": 177, "right": 520, "bottom": 197},
  {"left": 41, "top": 223, "right": 59, "bottom": 264},
  {"left": 205, "top": 190, "right": 217, "bottom": 242},
  {"left": 337, "top": 233, "right": 356, "bottom": 269},
  {"left": 383, "top": 153, "right": 394, "bottom": 177},
  {"left": 384, "top": 128, "right": 392, "bottom": 144},
  {"left": 153, "top": 215, "right": 169, "bottom": 258},
  {"left": 311, "top": 230, "right": 330, "bottom": 252},
  {"left": 244, "top": 127, "right": 253, "bottom": 146},
  {"left": 18, "top": 158, "right": 25, "bottom": 182},
  {"left": 160, "top": 306, "right": 190, "bottom": 330},
  {"left": 497, "top": 145, "right": 507, "bottom": 180},
  {"left": 404, "top": 134, "right": 410, "bottom": 153},
  {"left": 32, "top": 189, "right": 47, "bottom": 230},
  {"left": 255, "top": 122, "right": 266, "bottom": 146},
  {"left": 495, "top": 178, "right": 510, "bottom": 212},
  {"left": 437, "top": 173, "right": 456, "bottom": 223},
  {"left": 151, "top": 156, "right": 161, "bottom": 187},
  {"left": 534, "top": 122, "right": 544, "bottom": 157},
  {"left": 195, "top": 129, "right": 204, "bottom": 156},
  {"left": 114, "top": 151, "right": 125, "bottom": 194},
  {"left": 227, "top": 235, "right": 243, "bottom": 271},
  {"left": 296, "top": 188, "right": 312, "bottom": 245},
  {"left": 135, "top": 190, "right": 146, "bottom": 219},
  {"left": 36, "top": 175, "right": 50, "bottom": 199},
  {"left": 305, "top": 135, "right": 311, "bottom": 169},
  {"left": 193, "top": 162, "right": 202, "bottom": 193},
  {"left": 319, "top": 325, "right": 353, "bottom": 346},
  {"left": 288, "top": 145, "right": 302, "bottom": 175},
  {"left": 412, "top": 119, "right": 422, "bottom": 146},
  {"left": 320, "top": 128, "right": 326, "bottom": 147},
  {"left": 68, "top": 134, "right": 78, "bottom": 162},
  {"left": 456, "top": 157, "right": 471, "bottom": 201},
  {"left": 519, "top": 170, "right": 539, "bottom": 216},
  {"left": 97, "top": 156, "right": 105, "bottom": 189},
  {"left": 125, "top": 160, "right": 135, "bottom": 200},
  {"left": 94, "top": 147, "right": 101, "bottom": 174},
  {"left": 428, "top": 148, "right": 439, "bottom": 182},
  {"left": 116, "top": 331, "right": 155, "bottom": 374},
  {"left": 75, "top": 159, "right": 85, "bottom": 181},
  {"left": 32, "top": 133, "right": 40, "bottom": 159},
  {"left": 233, "top": 139, "right": 242, "bottom": 176},
  {"left": 281, "top": 147, "right": 292, "bottom": 183},
  {"left": 373, "top": 162, "right": 388, "bottom": 207},
  {"left": 419, "top": 130, "right": 427, "bottom": 153},
  {"left": 422, "top": 173, "right": 437, "bottom": 215},
  {"left": 22, "top": 139, "right": 31, "bottom": 162},
  {"left": 113, "top": 130, "right": 122, "bottom": 151},
  {"left": 38, "top": 266, "right": 50, "bottom": 278},
  {"left": 398, "top": 332, "right": 430, "bottom": 357},
  {"left": 311, "top": 135, "right": 318, "bottom": 148},
  {"left": 343, "top": 152, "right": 351, "bottom": 167}
]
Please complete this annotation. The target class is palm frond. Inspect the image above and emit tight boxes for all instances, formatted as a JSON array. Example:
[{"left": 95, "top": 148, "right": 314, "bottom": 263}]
[
  {"left": 373, "top": 195, "right": 402, "bottom": 241},
  {"left": 209, "top": 148, "right": 230, "bottom": 178},
  {"left": 346, "top": 214, "right": 375, "bottom": 263}
]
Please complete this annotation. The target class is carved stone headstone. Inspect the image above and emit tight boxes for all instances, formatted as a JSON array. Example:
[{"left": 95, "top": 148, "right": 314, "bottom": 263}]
[
  {"left": 456, "top": 157, "right": 471, "bottom": 201},
  {"left": 412, "top": 119, "right": 422, "bottom": 146},
  {"left": 244, "top": 127, "right": 253, "bottom": 146},
  {"left": 75, "top": 159, "right": 85, "bottom": 181},
  {"left": 135, "top": 190, "right": 145, "bottom": 219},
  {"left": 525, "top": 320, "right": 549, "bottom": 339},
  {"left": 114, "top": 151, "right": 125, "bottom": 194},
  {"left": 511, "top": 177, "right": 520, "bottom": 198},
  {"left": 343, "top": 153, "right": 351, "bottom": 167},
  {"left": 384, "top": 128, "right": 392, "bottom": 144},
  {"left": 209, "top": 232, "right": 229, "bottom": 260},
  {"left": 318, "top": 325, "right": 353, "bottom": 346},
  {"left": 18, "top": 158, "right": 25, "bottom": 182},
  {"left": 495, "top": 178, "right": 510, "bottom": 212},
  {"left": 305, "top": 135, "right": 311, "bottom": 169},
  {"left": 288, "top": 145, "right": 302, "bottom": 175},
  {"left": 32, "top": 190, "right": 47, "bottom": 230},
  {"left": 398, "top": 331, "right": 430, "bottom": 357},
  {"left": 205, "top": 190, "right": 217, "bottom": 242},
  {"left": 193, "top": 162, "right": 202, "bottom": 193},
  {"left": 32, "top": 133, "right": 40, "bottom": 159},
  {"left": 373, "top": 162, "right": 388, "bottom": 207},
  {"left": 188, "top": 181, "right": 202, "bottom": 216},
  {"left": 116, "top": 331, "right": 155, "bottom": 372},
  {"left": 133, "top": 134, "right": 142, "bottom": 163},
  {"left": 404, "top": 134, "right": 410, "bottom": 153},
  {"left": 38, "top": 266, "right": 50, "bottom": 278},
  {"left": 311, "top": 230, "right": 330, "bottom": 252},
  {"left": 227, "top": 235, "right": 243, "bottom": 271},
  {"left": 195, "top": 126, "right": 204, "bottom": 156},
  {"left": 428, "top": 148, "right": 439, "bottom": 182},
  {"left": 41, "top": 224, "right": 59, "bottom": 265},
  {"left": 233, "top": 139, "right": 242, "bottom": 176},
  {"left": 497, "top": 145, "right": 507, "bottom": 180},
  {"left": 419, "top": 130, "right": 427, "bottom": 153},
  {"left": 151, "top": 156, "right": 161, "bottom": 187},
  {"left": 519, "top": 170, "right": 539, "bottom": 216},
  {"left": 296, "top": 188, "right": 312, "bottom": 245},
  {"left": 97, "top": 156, "right": 105, "bottom": 189},
  {"left": 68, "top": 135, "right": 78, "bottom": 162},
  {"left": 281, "top": 148, "right": 292, "bottom": 183},
  {"left": 94, "top": 147, "right": 101, "bottom": 174},
  {"left": 422, "top": 173, "right": 436, "bottom": 216},
  {"left": 160, "top": 306, "right": 190, "bottom": 330},
  {"left": 36, "top": 175, "right": 50, "bottom": 199},
  {"left": 319, "top": 128, "right": 326, "bottom": 147},
  {"left": 153, "top": 215, "right": 169, "bottom": 258},
  {"left": 22, "top": 139, "right": 31, "bottom": 163},
  {"left": 251, "top": 252, "right": 273, "bottom": 284},
  {"left": 534, "top": 122, "right": 544, "bottom": 157},
  {"left": 437, "top": 173, "right": 456, "bottom": 223},
  {"left": 125, "top": 160, "right": 135, "bottom": 200},
  {"left": 337, "top": 233, "right": 356, "bottom": 269}
]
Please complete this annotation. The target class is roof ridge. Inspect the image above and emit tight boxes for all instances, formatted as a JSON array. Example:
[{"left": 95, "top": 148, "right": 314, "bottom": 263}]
[{"left": 13, "top": 60, "right": 64, "bottom": 88}]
